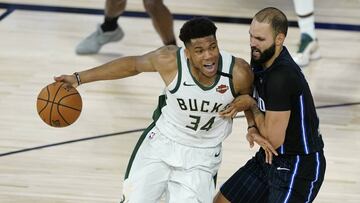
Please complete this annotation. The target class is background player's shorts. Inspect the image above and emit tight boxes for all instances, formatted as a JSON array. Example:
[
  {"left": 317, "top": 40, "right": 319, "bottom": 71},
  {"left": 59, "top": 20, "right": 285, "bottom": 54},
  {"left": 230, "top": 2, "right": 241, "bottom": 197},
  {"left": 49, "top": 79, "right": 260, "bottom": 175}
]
[
  {"left": 220, "top": 149, "right": 326, "bottom": 203},
  {"left": 121, "top": 125, "right": 222, "bottom": 203}
]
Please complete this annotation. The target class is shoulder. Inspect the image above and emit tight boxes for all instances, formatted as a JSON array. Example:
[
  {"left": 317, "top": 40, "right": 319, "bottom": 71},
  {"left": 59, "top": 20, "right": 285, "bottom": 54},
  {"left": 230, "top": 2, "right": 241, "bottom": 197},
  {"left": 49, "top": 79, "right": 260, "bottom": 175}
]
[
  {"left": 268, "top": 63, "right": 296, "bottom": 83},
  {"left": 136, "top": 45, "right": 178, "bottom": 69},
  {"left": 147, "top": 45, "right": 179, "bottom": 69},
  {"left": 153, "top": 45, "right": 178, "bottom": 62},
  {"left": 155, "top": 45, "right": 178, "bottom": 54},
  {"left": 233, "top": 57, "right": 253, "bottom": 82},
  {"left": 150, "top": 45, "right": 179, "bottom": 84},
  {"left": 231, "top": 57, "right": 253, "bottom": 95},
  {"left": 266, "top": 64, "right": 299, "bottom": 93},
  {"left": 233, "top": 57, "right": 250, "bottom": 71}
]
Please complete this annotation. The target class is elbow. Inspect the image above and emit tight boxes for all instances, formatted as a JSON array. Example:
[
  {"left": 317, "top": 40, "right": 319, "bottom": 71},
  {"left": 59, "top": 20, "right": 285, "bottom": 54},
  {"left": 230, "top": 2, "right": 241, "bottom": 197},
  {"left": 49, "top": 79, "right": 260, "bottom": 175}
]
[
  {"left": 272, "top": 139, "right": 285, "bottom": 149},
  {"left": 256, "top": 122, "right": 287, "bottom": 150},
  {"left": 257, "top": 131, "right": 284, "bottom": 149},
  {"left": 267, "top": 132, "right": 286, "bottom": 149}
]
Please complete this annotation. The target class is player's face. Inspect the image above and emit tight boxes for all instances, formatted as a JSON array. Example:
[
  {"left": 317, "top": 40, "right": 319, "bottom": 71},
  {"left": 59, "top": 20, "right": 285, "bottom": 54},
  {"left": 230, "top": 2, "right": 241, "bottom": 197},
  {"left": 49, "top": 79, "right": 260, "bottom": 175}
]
[
  {"left": 249, "top": 20, "right": 276, "bottom": 64},
  {"left": 185, "top": 35, "right": 220, "bottom": 79}
]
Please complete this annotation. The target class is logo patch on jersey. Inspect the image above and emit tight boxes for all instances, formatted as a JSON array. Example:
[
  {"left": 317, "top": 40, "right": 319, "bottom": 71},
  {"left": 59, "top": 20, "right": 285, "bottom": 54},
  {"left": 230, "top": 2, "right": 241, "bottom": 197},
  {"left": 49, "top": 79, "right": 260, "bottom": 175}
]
[{"left": 216, "top": 84, "right": 229, "bottom": 94}]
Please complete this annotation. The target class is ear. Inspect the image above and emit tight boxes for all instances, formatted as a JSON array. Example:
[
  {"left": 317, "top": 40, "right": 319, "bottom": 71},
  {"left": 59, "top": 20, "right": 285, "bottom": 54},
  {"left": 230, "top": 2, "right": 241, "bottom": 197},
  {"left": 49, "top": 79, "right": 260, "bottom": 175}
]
[
  {"left": 184, "top": 48, "right": 190, "bottom": 59},
  {"left": 275, "top": 33, "right": 285, "bottom": 46}
]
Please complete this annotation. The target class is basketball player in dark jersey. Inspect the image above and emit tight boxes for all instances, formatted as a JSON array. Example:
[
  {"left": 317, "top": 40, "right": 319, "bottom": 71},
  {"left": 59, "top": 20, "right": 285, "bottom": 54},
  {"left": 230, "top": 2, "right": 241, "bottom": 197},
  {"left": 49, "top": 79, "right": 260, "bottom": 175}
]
[{"left": 214, "top": 7, "right": 326, "bottom": 203}]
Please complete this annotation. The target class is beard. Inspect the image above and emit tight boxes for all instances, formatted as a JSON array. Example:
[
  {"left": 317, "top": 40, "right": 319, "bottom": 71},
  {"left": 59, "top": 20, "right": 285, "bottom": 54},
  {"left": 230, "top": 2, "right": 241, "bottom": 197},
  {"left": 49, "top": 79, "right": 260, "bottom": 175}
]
[{"left": 251, "top": 43, "right": 276, "bottom": 66}]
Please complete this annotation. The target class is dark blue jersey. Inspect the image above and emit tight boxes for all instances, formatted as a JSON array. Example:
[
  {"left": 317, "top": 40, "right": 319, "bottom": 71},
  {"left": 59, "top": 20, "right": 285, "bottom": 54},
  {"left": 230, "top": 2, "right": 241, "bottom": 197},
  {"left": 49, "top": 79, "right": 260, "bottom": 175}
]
[{"left": 252, "top": 47, "right": 324, "bottom": 155}]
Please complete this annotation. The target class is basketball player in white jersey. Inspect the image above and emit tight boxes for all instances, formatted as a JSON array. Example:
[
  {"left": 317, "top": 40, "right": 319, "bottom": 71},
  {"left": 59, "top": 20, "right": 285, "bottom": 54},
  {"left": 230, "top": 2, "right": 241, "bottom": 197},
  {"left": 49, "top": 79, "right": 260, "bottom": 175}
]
[
  {"left": 292, "top": 0, "right": 320, "bottom": 67},
  {"left": 55, "top": 17, "right": 276, "bottom": 203}
]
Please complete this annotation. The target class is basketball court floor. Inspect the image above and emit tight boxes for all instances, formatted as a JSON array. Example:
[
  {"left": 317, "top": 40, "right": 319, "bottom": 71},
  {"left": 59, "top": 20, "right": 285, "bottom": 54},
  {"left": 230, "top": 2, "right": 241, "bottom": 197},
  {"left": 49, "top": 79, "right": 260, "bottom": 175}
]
[{"left": 0, "top": 0, "right": 359, "bottom": 202}]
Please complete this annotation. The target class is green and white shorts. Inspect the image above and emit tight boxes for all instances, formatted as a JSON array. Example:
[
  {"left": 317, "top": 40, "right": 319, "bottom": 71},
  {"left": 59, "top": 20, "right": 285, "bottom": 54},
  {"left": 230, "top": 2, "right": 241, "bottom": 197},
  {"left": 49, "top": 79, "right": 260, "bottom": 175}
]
[{"left": 121, "top": 124, "right": 222, "bottom": 203}]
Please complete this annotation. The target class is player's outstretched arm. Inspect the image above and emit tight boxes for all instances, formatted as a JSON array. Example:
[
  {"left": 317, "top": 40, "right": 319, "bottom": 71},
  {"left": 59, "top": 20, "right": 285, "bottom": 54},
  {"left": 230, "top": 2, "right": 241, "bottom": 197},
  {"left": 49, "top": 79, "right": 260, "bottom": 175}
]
[{"left": 54, "top": 45, "right": 178, "bottom": 87}]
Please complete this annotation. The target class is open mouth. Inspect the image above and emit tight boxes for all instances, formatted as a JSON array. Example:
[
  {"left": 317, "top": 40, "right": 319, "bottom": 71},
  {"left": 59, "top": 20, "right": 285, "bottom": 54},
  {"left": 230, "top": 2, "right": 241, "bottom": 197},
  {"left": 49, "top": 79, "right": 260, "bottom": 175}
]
[
  {"left": 252, "top": 49, "right": 261, "bottom": 58},
  {"left": 203, "top": 62, "right": 216, "bottom": 72}
]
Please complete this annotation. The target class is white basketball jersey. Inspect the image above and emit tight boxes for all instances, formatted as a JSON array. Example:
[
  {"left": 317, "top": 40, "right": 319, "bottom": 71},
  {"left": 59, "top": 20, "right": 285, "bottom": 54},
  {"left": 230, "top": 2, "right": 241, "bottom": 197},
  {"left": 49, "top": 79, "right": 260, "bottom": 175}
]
[{"left": 155, "top": 48, "right": 236, "bottom": 148}]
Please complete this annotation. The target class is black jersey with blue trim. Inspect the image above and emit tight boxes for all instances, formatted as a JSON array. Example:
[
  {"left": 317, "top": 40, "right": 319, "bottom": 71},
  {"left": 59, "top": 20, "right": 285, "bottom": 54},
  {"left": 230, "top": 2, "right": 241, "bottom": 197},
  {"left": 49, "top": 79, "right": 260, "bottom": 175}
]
[{"left": 252, "top": 47, "right": 324, "bottom": 155}]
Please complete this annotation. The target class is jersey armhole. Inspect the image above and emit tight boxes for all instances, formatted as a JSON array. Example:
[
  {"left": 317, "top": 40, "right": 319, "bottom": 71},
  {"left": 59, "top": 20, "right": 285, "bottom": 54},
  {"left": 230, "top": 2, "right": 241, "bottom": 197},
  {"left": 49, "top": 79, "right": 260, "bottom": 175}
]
[
  {"left": 228, "top": 56, "right": 237, "bottom": 97},
  {"left": 169, "top": 48, "right": 182, "bottom": 94}
]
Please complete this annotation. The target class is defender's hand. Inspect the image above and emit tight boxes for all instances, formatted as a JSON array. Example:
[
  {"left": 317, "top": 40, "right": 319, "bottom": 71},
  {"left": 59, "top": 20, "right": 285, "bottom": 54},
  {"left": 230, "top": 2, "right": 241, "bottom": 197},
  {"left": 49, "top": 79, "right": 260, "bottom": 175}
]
[
  {"left": 220, "top": 95, "right": 254, "bottom": 118},
  {"left": 247, "top": 128, "right": 278, "bottom": 164}
]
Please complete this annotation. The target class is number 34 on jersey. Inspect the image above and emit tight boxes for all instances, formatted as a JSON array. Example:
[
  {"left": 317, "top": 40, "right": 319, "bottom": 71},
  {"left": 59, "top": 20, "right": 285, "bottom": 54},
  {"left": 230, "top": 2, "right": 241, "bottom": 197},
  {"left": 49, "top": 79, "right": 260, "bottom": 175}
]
[{"left": 176, "top": 98, "right": 230, "bottom": 131}]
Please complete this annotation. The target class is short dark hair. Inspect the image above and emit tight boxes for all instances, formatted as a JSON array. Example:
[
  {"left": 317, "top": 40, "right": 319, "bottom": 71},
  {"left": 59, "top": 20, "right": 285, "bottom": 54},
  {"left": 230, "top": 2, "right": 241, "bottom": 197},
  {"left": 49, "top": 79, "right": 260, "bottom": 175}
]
[
  {"left": 254, "top": 7, "right": 288, "bottom": 37},
  {"left": 179, "top": 17, "right": 217, "bottom": 46}
]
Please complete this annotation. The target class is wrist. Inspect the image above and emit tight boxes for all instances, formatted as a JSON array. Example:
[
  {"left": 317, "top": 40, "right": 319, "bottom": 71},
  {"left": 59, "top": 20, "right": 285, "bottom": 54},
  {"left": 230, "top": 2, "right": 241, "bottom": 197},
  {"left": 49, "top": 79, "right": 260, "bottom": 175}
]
[
  {"left": 250, "top": 100, "right": 258, "bottom": 111},
  {"left": 73, "top": 72, "right": 81, "bottom": 86},
  {"left": 247, "top": 124, "right": 257, "bottom": 131}
]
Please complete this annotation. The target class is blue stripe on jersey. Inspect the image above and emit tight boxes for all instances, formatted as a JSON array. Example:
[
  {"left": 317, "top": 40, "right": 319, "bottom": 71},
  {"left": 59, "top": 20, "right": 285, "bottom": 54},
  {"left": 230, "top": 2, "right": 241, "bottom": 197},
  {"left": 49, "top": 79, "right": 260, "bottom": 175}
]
[
  {"left": 280, "top": 145, "right": 284, "bottom": 154},
  {"left": 305, "top": 152, "right": 320, "bottom": 203},
  {"left": 300, "top": 95, "right": 309, "bottom": 154},
  {"left": 283, "top": 155, "right": 300, "bottom": 203}
]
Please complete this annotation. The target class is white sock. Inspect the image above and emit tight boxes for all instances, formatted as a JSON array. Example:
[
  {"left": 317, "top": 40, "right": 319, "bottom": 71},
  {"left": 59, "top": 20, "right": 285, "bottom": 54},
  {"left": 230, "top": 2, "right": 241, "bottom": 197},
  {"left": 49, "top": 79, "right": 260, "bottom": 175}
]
[{"left": 293, "top": 0, "right": 316, "bottom": 39}]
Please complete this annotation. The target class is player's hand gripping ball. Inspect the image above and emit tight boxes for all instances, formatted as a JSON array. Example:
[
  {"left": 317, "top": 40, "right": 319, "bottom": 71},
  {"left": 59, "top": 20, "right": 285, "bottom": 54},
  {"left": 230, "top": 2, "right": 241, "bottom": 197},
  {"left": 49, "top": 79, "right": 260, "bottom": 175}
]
[{"left": 37, "top": 82, "right": 82, "bottom": 127}]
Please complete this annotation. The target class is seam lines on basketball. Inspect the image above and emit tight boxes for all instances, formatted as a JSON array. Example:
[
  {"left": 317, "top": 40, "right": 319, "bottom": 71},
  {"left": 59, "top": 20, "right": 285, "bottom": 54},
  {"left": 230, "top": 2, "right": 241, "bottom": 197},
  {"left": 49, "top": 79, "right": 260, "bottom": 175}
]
[
  {"left": 38, "top": 86, "right": 51, "bottom": 114},
  {"left": 58, "top": 93, "right": 82, "bottom": 111},
  {"left": 50, "top": 83, "right": 65, "bottom": 126},
  {"left": 57, "top": 92, "right": 82, "bottom": 125},
  {"left": 37, "top": 98, "right": 82, "bottom": 111},
  {"left": 57, "top": 103, "right": 70, "bottom": 125}
]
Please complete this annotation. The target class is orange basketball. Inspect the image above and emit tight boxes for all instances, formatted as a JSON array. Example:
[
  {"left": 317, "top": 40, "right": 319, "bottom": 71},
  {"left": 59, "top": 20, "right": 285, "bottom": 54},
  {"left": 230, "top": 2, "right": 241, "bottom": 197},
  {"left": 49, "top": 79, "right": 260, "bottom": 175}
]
[{"left": 37, "top": 82, "right": 82, "bottom": 127}]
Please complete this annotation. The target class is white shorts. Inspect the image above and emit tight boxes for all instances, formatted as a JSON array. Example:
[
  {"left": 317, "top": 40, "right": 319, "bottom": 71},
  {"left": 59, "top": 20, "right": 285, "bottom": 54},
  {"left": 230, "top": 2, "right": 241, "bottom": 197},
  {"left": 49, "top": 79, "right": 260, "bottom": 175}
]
[{"left": 121, "top": 125, "right": 222, "bottom": 203}]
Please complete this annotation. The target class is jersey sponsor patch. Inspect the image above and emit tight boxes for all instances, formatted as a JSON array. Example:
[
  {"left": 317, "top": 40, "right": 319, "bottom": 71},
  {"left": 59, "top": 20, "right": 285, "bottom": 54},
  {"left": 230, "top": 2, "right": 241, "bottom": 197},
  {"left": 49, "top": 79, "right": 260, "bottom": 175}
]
[{"left": 216, "top": 84, "right": 229, "bottom": 94}]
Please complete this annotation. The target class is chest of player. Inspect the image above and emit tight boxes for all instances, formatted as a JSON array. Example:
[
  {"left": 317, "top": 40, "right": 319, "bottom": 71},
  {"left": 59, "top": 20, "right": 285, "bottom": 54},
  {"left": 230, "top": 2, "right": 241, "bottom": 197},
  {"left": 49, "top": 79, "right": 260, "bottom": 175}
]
[
  {"left": 171, "top": 82, "right": 233, "bottom": 114},
  {"left": 253, "top": 73, "right": 268, "bottom": 112}
]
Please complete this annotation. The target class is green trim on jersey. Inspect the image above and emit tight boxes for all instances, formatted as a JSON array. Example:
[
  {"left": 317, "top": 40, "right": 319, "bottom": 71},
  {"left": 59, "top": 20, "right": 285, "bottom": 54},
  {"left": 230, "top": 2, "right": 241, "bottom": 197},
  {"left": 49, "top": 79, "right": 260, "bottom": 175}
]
[
  {"left": 228, "top": 56, "right": 237, "bottom": 97},
  {"left": 151, "top": 94, "right": 167, "bottom": 121},
  {"left": 187, "top": 54, "right": 223, "bottom": 91},
  {"left": 213, "top": 173, "right": 218, "bottom": 188},
  {"left": 169, "top": 49, "right": 182, "bottom": 94},
  {"left": 124, "top": 94, "right": 167, "bottom": 179}
]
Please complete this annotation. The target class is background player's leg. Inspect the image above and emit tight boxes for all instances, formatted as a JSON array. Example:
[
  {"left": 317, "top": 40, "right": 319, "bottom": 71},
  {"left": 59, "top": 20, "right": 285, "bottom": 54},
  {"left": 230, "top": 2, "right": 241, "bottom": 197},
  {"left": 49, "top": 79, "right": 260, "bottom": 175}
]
[
  {"left": 105, "top": 0, "right": 126, "bottom": 18},
  {"left": 76, "top": 0, "right": 126, "bottom": 54},
  {"left": 292, "top": 0, "right": 320, "bottom": 67},
  {"left": 101, "top": 0, "right": 126, "bottom": 31},
  {"left": 294, "top": 0, "right": 316, "bottom": 40},
  {"left": 143, "top": 0, "right": 176, "bottom": 45}
]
